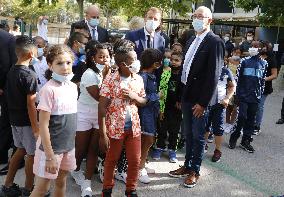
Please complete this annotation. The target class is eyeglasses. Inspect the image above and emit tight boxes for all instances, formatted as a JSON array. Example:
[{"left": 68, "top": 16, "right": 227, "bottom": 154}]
[{"left": 191, "top": 15, "right": 209, "bottom": 20}]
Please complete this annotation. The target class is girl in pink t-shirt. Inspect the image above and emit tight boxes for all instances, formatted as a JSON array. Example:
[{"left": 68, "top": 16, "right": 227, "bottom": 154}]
[{"left": 31, "top": 44, "right": 78, "bottom": 197}]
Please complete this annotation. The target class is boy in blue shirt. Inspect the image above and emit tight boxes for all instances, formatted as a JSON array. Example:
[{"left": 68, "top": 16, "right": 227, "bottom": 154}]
[{"left": 229, "top": 41, "right": 267, "bottom": 153}]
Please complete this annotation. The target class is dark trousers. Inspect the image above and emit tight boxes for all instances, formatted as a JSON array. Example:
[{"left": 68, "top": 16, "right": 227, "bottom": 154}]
[
  {"left": 231, "top": 102, "right": 258, "bottom": 140},
  {"left": 0, "top": 94, "right": 12, "bottom": 162},
  {"left": 156, "top": 107, "right": 182, "bottom": 151},
  {"left": 182, "top": 101, "right": 207, "bottom": 174}
]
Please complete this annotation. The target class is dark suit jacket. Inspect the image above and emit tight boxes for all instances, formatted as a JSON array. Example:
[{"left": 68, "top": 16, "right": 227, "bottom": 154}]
[
  {"left": 0, "top": 30, "right": 17, "bottom": 89},
  {"left": 70, "top": 20, "right": 109, "bottom": 43},
  {"left": 125, "top": 28, "right": 165, "bottom": 59},
  {"left": 178, "top": 31, "right": 225, "bottom": 108}
]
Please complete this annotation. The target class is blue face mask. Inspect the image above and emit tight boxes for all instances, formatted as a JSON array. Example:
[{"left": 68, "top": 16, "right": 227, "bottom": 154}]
[
  {"left": 79, "top": 47, "right": 85, "bottom": 55},
  {"left": 89, "top": 18, "right": 99, "bottom": 27},
  {"left": 96, "top": 63, "right": 105, "bottom": 72},
  {"left": 30, "top": 57, "right": 39, "bottom": 65},
  {"left": 192, "top": 19, "right": 205, "bottom": 33},
  {"left": 163, "top": 58, "right": 170, "bottom": 67},
  {"left": 51, "top": 72, "right": 74, "bottom": 83},
  {"left": 38, "top": 48, "right": 44, "bottom": 57}
]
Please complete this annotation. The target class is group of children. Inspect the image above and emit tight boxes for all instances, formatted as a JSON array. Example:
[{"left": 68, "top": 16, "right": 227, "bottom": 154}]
[{"left": 0, "top": 32, "right": 274, "bottom": 197}]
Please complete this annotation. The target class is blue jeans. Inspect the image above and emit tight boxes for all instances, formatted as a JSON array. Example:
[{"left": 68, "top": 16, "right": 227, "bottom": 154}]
[
  {"left": 205, "top": 103, "right": 225, "bottom": 136},
  {"left": 182, "top": 101, "right": 207, "bottom": 174},
  {"left": 255, "top": 95, "right": 267, "bottom": 128}
]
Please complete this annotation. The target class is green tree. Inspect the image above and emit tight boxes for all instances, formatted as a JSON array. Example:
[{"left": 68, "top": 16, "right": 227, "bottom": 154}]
[{"left": 234, "top": 0, "right": 284, "bottom": 26}]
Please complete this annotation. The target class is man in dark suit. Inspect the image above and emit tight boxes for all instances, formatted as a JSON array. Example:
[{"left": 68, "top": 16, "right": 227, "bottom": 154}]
[
  {"left": 125, "top": 7, "right": 165, "bottom": 59},
  {"left": 70, "top": 5, "right": 109, "bottom": 43},
  {"left": 168, "top": 6, "right": 225, "bottom": 188},
  {"left": 0, "top": 29, "right": 17, "bottom": 166}
]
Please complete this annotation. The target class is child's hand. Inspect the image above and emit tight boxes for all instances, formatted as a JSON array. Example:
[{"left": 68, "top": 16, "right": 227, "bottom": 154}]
[
  {"left": 160, "top": 112, "right": 164, "bottom": 121},
  {"left": 175, "top": 102, "right": 181, "bottom": 110},
  {"left": 45, "top": 157, "right": 58, "bottom": 174},
  {"left": 220, "top": 98, "right": 230, "bottom": 108},
  {"left": 158, "top": 91, "right": 164, "bottom": 100},
  {"left": 99, "top": 135, "right": 110, "bottom": 154},
  {"left": 122, "top": 88, "right": 137, "bottom": 100}
]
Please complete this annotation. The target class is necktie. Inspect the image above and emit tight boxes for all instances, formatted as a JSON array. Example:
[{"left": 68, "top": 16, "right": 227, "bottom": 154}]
[
  {"left": 92, "top": 28, "right": 97, "bottom": 40},
  {"left": 181, "top": 37, "right": 200, "bottom": 84},
  {"left": 147, "top": 35, "right": 151, "bottom": 48}
]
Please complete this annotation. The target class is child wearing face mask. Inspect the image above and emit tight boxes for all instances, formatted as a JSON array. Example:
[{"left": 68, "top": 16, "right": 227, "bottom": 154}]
[
  {"left": 229, "top": 41, "right": 267, "bottom": 153},
  {"left": 99, "top": 46, "right": 147, "bottom": 197},
  {"left": 1, "top": 36, "right": 39, "bottom": 197},
  {"left": 71, "top": 42, "right": 111, "bottom": 196},
  {"left": 153, "top": 52, "right": 183, "bottom": 163},
  {"left": 138, "top": 48, "right": 163, "bottom": 184},
  {"left": 30, "top": 44, "right": 78, "bottom": 197}
]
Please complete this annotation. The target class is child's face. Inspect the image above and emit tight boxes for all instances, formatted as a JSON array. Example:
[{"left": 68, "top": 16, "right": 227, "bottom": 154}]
[
  {"left": 172, "top": 45, "right": 183, "bottom": 53},
  {"left": 94, "top": 49, "right": 110, "bottom": 66},
  {"left": 171, "top": 55, "right": 182, "bottom": 68},
  {"left": 120, "top": 50, "right": 137, "bottom": 76},
  {"left": 232, "top": 49, "right": 241, "bottom": 57},
  {"left": 164, "top": 51, "right": 172, "bottom": 59},
  {"left": 49, "top": 52, "right": 73, "bottom": 76}
]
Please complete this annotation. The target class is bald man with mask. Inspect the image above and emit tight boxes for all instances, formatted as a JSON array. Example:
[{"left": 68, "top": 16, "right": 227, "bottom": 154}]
[
  {"left": 168, "top": 6, "right": 225, "bottom": 188},
  {"left": 70, "top": 5, "right": 109, "bottom": 43}
]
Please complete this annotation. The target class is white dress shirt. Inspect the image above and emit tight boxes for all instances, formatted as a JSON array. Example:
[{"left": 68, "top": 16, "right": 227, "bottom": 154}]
[
  {"left": 86, "top": 19, "right": 98, "bottom": 40},
  {"left": 182, "top": 29, "right": 210, "bottom": 84},
  {"left": 144, "top": 27, "right": 154, "bottom": 48}
]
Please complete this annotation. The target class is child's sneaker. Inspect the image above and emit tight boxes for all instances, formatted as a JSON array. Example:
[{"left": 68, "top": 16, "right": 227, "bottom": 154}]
[
  {"left": 102, "top": 188, "right": 112, "bottom": 197},
  {"left": 81, "top": 179, "right": 92, "bottom": 197},
  {"left": 145, "top": 166, "right": 155, "bottom": 174},
  {"left": 0, "top": 183, "right": 22, "bottom": 197},
  {"left": 21, "top": 187, "right": 32, "bottom": 197},
  {"left": 240, "top": 138, "right": 255, "bottom": 153},
  {"left": 207, "top": 133, "right": 214, "bottom": 143},
  {"left": 125, "top": 190, "right": 138, "bottom": 197},
  {"left": 115, "top": 171, "right": 127, "bottom": 184},
  {"left": 212, "top": 149, "right": 222, "bottom": 162},
  {"left": 71, "top": 170, "right": 85, "bottom": 186},
  {"left": 139, "top": 168, "right": 151, "bottom": 184},
  {"left": 168, "top": 150, "right": 178, "bottom": 163},
  {"left": 151, "top": 148, "right": 163, "bottom": 160}
]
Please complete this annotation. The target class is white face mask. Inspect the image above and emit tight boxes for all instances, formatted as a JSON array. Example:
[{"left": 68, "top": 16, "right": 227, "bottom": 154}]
[
  {"left": 52, "top": 72, "right": 74, "bottom": 83},
  {"left": 192, "top": 18, "right": 205, "bottom": 33},
  {"left": 129, "top": 60, "right": 141, "bottom": 74},
  {"left": 247, "top": 36, "right": 253, "bottom": 41},
  {"left": 145, "top": 20, "right": 160, "bottom": 33},
  {"left": 223, "top": 36, "right": 230, "bottom": 42},
  {"left": 248, "top": 47, "right": 259, "bottom": 56},
  {"left": 96, "top": 63, "right": 105, "bottom": 72}
]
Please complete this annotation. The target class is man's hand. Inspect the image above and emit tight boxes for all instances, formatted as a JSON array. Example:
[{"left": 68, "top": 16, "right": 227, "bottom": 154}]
[
  {"left": 220, "top": 98, "right": 230, "bottom": 108},
  {"left": 99, "top": 134, "right": 110, "bottom": 154},
  {"left": 192, "top": 104, "right": 205, "bottom": 118}
]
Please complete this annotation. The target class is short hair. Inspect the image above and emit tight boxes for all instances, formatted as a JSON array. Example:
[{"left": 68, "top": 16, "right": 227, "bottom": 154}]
[
  {"left": 114, "top": 46, "right": 134, "bottom": 66},
  {"left": 33, "top": 36, "right": 46, "bottom": 45},
  {"left": 196, "top": 6, "right": 213, "bottom": 19},
  {"left": 171, "top": 42, "right": 183, "bottom": 49},
  {"left": 113, "top": 39, "right": 135, "bottom": 54},
  {"left": 232, "top": 46, "right": 243, "bottom": 53},
  {"left": 246, "top": 30, "right": 255, "bottom": 36},
  {"left": 171, "top": 51, "right": 183, "bottom": 60},
  {"left": 145, "top": 7, "right": 162, "bottom": 18},
  {"left": 67, "top": 32, "right": 87, "bottom": 48},
  {"left": 140, "top": 48, "right": 163, "bottom": 69},
  {"left": 15, "top": 35, "right": 36, "bottom": 57},
  {"left": 164, "top": 48, "right": 172, "bottom": 53},
  {"left": 73, "top": 22, "right": 87, "bottom": 30}
]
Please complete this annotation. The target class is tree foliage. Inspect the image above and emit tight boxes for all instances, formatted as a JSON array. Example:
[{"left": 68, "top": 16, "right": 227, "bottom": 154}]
[{"left": 234, "top": 0, "right": 284, "bottom": 26}]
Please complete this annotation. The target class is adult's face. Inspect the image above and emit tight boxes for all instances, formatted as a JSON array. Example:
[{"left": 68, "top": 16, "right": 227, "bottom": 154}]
[
  {"left": 191, "top": 8, "right": 212, "bottom": 33},
  {"left": 86, "top": 7, "right": 100, "bottom": 21},
  {"left": 144, "top": 10, "right": 161, "bottom": 33}
]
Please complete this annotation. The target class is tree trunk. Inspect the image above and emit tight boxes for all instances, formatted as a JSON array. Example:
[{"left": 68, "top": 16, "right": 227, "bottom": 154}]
[{"left": 76, "top": 0, "right": 84, "bottom": 20}]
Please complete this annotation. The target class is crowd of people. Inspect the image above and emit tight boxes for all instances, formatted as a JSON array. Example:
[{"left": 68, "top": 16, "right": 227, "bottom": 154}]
[{"left": 0, "top": 4, "right": 283, "bottom": 197}]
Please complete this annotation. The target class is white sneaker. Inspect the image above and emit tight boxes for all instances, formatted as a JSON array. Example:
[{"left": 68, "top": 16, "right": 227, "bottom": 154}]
[
  {"left": 81, "top": 179, "right": 92, "bottom": 197},
  {"left": 145, "top": 166, "right": 155, "bottom": 174},
  {"left": 115, "top": 171, "right": 127, "bottom": 184},
  {"left": 71, "top": 170, "right": 85, "bottom": 186},
  {"left": 139, "top": 168, "right": 151, "bottom": 184}
]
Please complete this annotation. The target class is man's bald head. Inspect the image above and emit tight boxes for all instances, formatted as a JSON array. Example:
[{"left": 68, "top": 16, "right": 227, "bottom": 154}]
[
  {"left": 194, "top": 6, "right": 212, "bottom": 19},
  {"left": 85, "top": 5, "right": 100, "bottom": 21}
]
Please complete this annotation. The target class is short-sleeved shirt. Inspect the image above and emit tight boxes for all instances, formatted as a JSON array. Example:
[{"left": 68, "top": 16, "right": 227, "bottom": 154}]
[
  {"left": 78, "top": 68, "right": 102, "bottom": 106},
  {"left": 217, "top": 66, "right": 235, "bottom": 102},
  {"left": 263, "top": 53, "right": 277, "bottom": 95},
  {"left": 100, "top": 71, "right": 146, "bottom": 139},
  {"left": 6, "top": 65, "right": 38, "bottom": 126},
  {"left": 37, "top": 79, "right": 78, "bottom": 154}
]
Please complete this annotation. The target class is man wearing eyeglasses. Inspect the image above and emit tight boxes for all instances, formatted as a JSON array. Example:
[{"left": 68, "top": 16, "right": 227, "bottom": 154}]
[
  {"left": 70, "top": 5, "right": 109, "bottom": 43},
  {"left": 168, "top": 6, "right": 225, "bottom": 188}
]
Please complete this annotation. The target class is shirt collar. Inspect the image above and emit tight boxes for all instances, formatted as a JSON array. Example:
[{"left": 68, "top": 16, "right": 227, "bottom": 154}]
[
  {"left": 144, "top": 27, "right": 154, "bottom": 38},
  {"left": 196, "top": 29, "right": 210, "bottom": 40}
]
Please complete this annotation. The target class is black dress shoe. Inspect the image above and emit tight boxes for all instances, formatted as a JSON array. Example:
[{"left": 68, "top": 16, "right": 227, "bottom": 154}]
[
  {"left": 276, "top": 118, "right": 284, "bottom": 124},
  {"left": 0, "top": 165, "right": 8, "bottom": 176}
]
